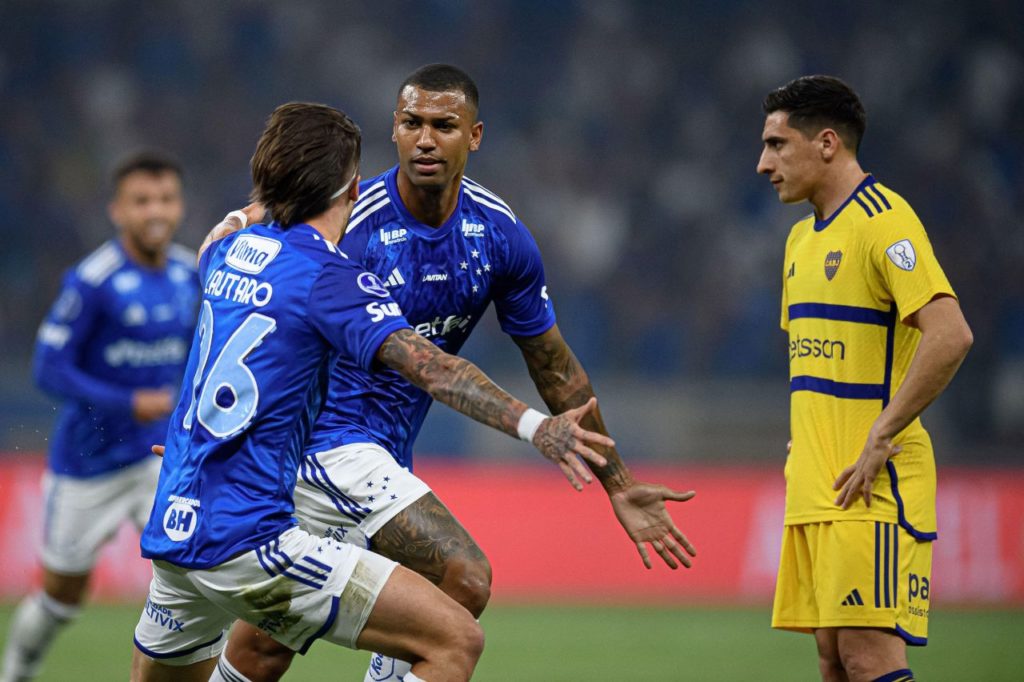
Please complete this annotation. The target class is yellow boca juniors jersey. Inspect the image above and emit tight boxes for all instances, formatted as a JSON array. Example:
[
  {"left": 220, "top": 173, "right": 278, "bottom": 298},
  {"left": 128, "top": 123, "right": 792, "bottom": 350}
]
[{"left": 780, "top": 176, "right": 955, "bottom": 536}]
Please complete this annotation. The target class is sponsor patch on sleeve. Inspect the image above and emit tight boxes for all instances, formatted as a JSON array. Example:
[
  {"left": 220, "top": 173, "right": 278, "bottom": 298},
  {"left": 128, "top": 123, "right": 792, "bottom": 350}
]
[{"left": 885, "top": 239, "right": 917, "bottom": 271}]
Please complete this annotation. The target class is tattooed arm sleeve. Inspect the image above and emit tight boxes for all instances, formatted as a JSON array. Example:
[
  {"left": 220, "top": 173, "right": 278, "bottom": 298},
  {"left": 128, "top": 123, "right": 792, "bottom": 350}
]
[
  {"left": 377, "top": 328, "right": 527, "bottom": 438},
  {"left": 512, "top": 324, "right": 633, "bottom": 492}
]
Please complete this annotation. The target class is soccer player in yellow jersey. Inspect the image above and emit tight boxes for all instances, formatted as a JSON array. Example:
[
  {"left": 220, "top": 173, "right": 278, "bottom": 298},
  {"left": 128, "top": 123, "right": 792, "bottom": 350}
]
[{"left": 757, "top": 75, "right": 973, "bottom": 682}]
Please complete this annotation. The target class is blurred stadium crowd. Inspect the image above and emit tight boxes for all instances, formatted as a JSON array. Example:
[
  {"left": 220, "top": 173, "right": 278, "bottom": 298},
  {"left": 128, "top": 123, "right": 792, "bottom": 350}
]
[{"left": 1, "top": 0, "right": 1021, "bottom": 457}]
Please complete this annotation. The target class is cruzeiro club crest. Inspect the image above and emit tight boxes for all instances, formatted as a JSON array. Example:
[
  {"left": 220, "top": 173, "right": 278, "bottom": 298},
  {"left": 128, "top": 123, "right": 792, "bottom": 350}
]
[{"left": 824, "top": 250, "right": 843, "bottom": 281}]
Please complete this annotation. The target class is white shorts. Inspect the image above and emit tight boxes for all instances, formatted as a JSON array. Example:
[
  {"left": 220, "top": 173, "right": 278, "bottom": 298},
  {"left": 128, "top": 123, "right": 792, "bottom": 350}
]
[
  {"left": 293, "top": 443, "right": 431, "bottom": 548},
  {"left": 41, "top": 456, "right": 160, "bottom": 574},
  {"left": 133, "top": 526, "right": 398, "bottom": 665}
]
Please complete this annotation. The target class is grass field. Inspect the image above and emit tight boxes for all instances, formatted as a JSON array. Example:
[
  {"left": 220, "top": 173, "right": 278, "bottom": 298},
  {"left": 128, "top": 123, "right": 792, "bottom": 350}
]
[{"left": 2, "top": 603, "right": 1023, "bottom": 680}]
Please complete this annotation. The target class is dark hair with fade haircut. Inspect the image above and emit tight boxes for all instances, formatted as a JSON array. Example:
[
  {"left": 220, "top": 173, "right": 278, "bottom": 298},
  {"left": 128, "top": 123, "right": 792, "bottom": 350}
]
[
  {"left": 112, "top": 150, "right": 183, "bottom": 190},
  {"left": 250, "top": 102, "right": 361, "bottom": 228},
  {"left": 399, "top": 63, "right": 479, "bottom": 113},
  {"left": 763, "top": 75, "right": 867, "bottom": 153}
]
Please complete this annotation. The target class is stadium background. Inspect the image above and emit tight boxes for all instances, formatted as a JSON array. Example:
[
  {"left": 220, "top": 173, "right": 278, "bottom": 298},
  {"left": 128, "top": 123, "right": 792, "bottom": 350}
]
[{"left": 0, "top": 0, "right": 1022, "bottom": 679}]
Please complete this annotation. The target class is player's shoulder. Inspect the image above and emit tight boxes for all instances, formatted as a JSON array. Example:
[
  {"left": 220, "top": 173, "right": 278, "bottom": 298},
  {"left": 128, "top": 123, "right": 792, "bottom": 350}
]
[
  {"left": 855, "top": 179, "right": 927, "bottom": 245},
  {"left": 461, "top": 175, "right": 520, "bottom": 230},
  {"left": 74, "top": 239, "right": 125, "bottom": 287},
  {"left": 345, "top": 170, "right": 398, "bottom": 236}
]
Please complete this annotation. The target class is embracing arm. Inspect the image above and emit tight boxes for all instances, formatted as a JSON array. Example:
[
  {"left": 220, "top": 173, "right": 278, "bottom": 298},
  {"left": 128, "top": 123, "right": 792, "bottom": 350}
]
[
  {"left": 513, "top": 324, "right": 697, "bottom": 569},
  {"left": 377, "top": 328, "right": 611, "bottom": 490},
  {"left": 197, "top": 203, "right": 266, "bottom": 262},
  {"left": 834, "top": 295, "right": 973, "bottom": 508}
]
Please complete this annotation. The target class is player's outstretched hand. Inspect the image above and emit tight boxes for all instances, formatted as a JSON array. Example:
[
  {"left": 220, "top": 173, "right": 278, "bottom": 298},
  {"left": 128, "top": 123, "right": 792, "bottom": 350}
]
[
  {"left": 152, "top": 444, "right": 165, "bottom": 457},
  {"left": 610, "top": 483, "right": 697, "bottom": 569},
  {"left": 532, "top": 397, "right": 613, "bottom": 491},
  {"left": 833, "top": 430, "right": 902, "bottom": 509}
]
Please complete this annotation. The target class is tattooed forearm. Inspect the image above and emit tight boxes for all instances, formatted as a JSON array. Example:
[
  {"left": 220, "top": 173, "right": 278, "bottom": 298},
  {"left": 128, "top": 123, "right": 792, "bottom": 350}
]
[
  {"left": 379, "top": 328, "right": 527, "bottom": 437},
  {"left": 514, "top": 325, "right": 632, "bottom": 491}
]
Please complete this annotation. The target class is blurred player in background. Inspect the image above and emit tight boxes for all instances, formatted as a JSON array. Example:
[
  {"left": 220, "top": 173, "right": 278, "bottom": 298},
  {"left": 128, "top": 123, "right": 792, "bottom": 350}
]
[
  {"left": 132, "top": 101, "right": 614, "bottom": 682},
  {"left": 217, "top": 63, "right": 697, "bottom": 682},
  {"left": 1, "top": 152, "right": 199, "bottom": 682},
  {"left": 758, "top": 76, "right": 972, "bottom": 681}
]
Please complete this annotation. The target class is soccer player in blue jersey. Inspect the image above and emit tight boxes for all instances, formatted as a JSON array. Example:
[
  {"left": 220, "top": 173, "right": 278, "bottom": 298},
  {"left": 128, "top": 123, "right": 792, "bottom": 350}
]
[
  {"left": 759, "top": 76, "right": 972, "bottom": 682},
  {"left": 212, "top": 64, "right": 698, "bottom": 682},
  {"left": 1, "top": 152, "right": 199, "bottom": 682},
  {"left": 131, "top": 102, "right": 613, "bottom": 682}
]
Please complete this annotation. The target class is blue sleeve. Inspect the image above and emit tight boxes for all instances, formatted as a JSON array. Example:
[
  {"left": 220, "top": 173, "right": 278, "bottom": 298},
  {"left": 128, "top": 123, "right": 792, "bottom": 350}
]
[
  {"left": 32, "top": 272, "right": 134, "bottom": 411},
  {"left": 307, "top": 263, "right": 411, "bottom": 371},
  {"left": 492, "top": 220, "right": 556, "bottom": 337}
]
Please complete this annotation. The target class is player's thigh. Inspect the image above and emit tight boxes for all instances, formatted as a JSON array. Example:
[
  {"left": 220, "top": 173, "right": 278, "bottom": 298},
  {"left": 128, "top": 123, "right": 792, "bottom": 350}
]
[
  {"left": 41, "top": 462, "right": 155, "bottom": 575},
  {"left": 133, "top": 561, "right": 232, "bottom": 668},
  {"left": 293, "top": 442, "right": 431, "bottom": 548},
  {"left": 371, "top": 491, "right": 490, "bottom": 585},
  {"left": 131, "top": 648, "right": 217, "bottom": 682},
  {"left": 355, "top": 563, "right": 482, "bottom": 663},
  {"left": 190, "top": 527, "right": 401, "bottom": 654}
]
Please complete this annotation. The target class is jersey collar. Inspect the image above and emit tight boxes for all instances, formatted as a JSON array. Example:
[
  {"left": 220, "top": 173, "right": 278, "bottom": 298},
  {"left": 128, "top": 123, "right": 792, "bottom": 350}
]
[
  {"left": 385, "top": 165, "right": 465, "bottom": 240},
  {"left": 814, "top": 174, "right": 877, "bottom": 232}
]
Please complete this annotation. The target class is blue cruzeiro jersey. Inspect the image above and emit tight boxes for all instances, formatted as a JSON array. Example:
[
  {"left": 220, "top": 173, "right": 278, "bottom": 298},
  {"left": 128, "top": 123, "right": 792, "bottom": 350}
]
[
  {"left": 141, "top": 223, "right": 410, "bottom": 568},
  {"left": 33, "top": 240, "right": 199, "bottom": 478},
  {"left": 305, "top": 166, "right": 556, "bottom": 469}
]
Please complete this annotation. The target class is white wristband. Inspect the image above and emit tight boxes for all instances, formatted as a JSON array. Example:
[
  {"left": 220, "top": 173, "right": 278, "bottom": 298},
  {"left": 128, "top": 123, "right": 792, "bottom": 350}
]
[
  {"left": 517, "top": 408, "right": 547, "bottom": 443},
  {"left": 225, "top": 210, "right": 248, "bottom": 229}
]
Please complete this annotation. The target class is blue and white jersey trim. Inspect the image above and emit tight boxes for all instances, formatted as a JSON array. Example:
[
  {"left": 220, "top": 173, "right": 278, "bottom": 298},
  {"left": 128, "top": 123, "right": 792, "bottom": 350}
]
[
  {"left": 299, "top": 454, "right": 371, "bottom": 525},
  {"left": 463, "top": 176, "right": 516, "bottom": 222},
  {"left": 77, "top": 242, "right": 124, "bottom": 285},
  {"left": 347, "top": 180, "right": 391, "bottom": 233},
  {"left": 255, "top": 538, "right": 334, "bottom": 590}
]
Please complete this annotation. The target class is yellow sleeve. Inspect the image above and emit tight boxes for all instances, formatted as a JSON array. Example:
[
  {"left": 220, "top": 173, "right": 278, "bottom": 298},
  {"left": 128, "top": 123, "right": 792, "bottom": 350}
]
[{"left": 867, "top": 203, "right": 956, "bottom": 322}]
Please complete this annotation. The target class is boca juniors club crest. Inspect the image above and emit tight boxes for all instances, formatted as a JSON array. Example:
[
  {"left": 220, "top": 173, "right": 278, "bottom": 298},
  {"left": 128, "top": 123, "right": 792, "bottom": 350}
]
[{"left": 824, "top": 250, "right": 843, "bottom": 281}]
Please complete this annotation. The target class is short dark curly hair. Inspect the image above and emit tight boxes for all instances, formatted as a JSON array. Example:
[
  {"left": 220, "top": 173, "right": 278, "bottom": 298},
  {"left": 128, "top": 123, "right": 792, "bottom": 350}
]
[{"left": 399, "top": 63, "right": 479, "bottom": 113}]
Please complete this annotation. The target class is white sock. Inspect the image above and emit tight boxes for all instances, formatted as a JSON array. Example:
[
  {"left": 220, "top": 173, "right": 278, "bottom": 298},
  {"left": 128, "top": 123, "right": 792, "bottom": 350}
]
[
  {"left": 208, "top": 654, "right": 253, "bottom": 682},
  {"left": 363, "top": 653, "right": 413, "bottom": 681},
  {"left": 1, "top": 592, "right": 80, "bottom": 682}
]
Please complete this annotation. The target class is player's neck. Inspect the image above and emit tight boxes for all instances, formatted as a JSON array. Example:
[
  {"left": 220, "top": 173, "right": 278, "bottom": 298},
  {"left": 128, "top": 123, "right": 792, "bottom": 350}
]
[
  {"left": 119, "top": 235, "right": 166, "bottom": 269},
  {"left": 810, "top": 159, "right": 867, "bottom": 221},
  {"left": 396, "top": 171, "right": 460, "bottom": 228},
  {"left": 308, "top": 199, "right": 354, "bottom": 244}
]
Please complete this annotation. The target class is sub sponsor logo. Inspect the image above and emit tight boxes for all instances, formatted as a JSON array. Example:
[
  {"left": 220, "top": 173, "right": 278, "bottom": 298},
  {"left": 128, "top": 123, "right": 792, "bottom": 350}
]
[{"left": 366, "top": 301, "right": 403, "bottom": 323}]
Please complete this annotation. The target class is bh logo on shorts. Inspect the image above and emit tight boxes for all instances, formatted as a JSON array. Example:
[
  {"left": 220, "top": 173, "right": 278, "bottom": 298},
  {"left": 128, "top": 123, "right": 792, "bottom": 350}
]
[{"left": 163, "top": 495, "right": 200, "bottom": 541}]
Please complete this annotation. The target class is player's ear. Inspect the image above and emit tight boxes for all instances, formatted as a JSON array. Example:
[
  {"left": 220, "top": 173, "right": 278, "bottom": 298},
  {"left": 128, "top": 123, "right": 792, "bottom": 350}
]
[
  {"left": 469, "top": 121, "right": 483, "bottom": 152},
  {"left": 818, "top": 128, "right": 840, "bottom": 161},
  {"left": 349, "top": 175, "right": 361, "bottom": 202},
  {"left": 392, "top": 111, "right": 399, "bottom": 142}
]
